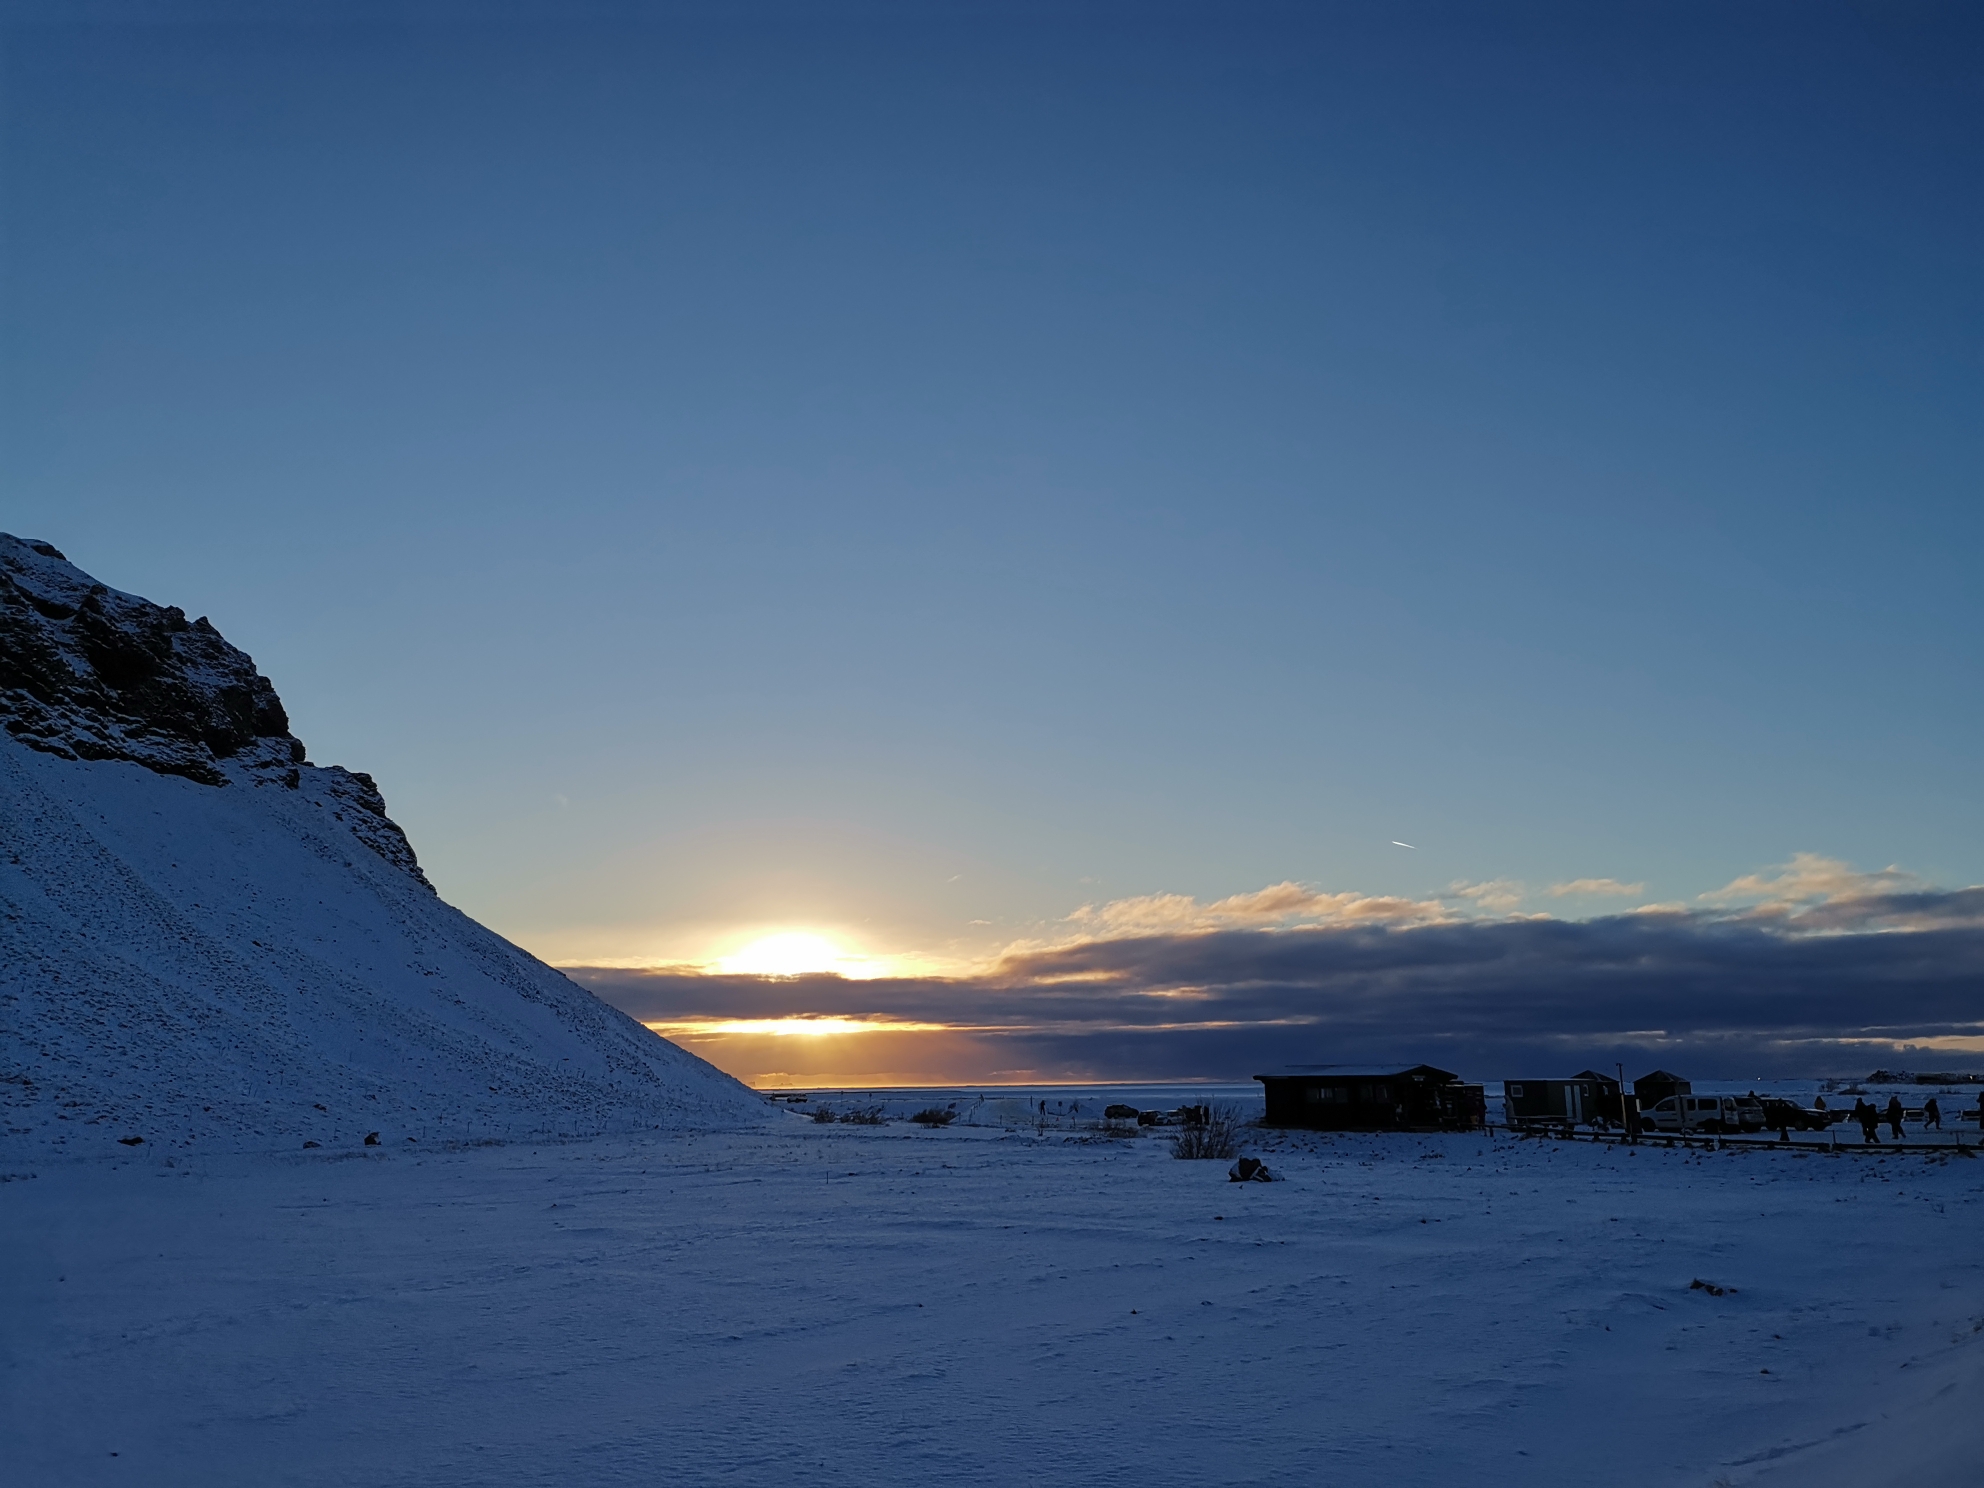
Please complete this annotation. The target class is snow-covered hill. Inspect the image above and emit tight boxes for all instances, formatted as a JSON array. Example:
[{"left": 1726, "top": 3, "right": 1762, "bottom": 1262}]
[{"left": 0, "top": 534, "right": 766, "bottom": 1155}]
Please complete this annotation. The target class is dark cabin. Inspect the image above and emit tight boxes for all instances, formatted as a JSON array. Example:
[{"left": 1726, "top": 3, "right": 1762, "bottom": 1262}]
[
  {"left": 1573, "top": 1069, "right": 1632, "bottom": 1127},
  {"left": 1256, "top": 1065, "right": 1485, "bottom": 1131},
  {"left": 1633, "top": 1069, "right": 1691, "bottom": 1107},
  {"left": 1503, "top": 1074, "right": 1618, "bottom": 1130}
]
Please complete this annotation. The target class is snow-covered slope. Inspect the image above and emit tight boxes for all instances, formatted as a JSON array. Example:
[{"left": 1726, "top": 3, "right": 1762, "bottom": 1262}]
[{"left": 0, "top": 534, "right": 766, "bottom": 1154}]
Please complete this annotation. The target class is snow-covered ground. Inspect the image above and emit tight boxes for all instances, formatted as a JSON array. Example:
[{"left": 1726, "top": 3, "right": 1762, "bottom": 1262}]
[{"left": 6, "top": 1119, "right": 1980, "bottom": 1486}]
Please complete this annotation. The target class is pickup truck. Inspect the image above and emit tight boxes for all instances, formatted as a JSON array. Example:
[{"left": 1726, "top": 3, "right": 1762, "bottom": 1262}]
[{"left": 1641, "top": 1094, "right": 1767, "bottom": 1135}]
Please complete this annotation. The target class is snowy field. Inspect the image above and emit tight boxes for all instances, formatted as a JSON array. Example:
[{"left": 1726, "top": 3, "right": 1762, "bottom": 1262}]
[{"left": 7, "top": 1117, "right": 1982, "bottom": 1487}]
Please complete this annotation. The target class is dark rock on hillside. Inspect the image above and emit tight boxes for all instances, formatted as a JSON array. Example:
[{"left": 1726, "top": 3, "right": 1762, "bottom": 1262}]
[
  {"left": 0, "top": 533, "right": 429, "bottom": 888},
  {"left": 0, "top": 534, "right": 296, "bottom": 783}
]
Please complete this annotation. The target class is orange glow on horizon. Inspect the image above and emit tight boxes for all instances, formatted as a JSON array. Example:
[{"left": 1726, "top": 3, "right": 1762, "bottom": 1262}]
[
  {"left": 645, "top": 1015, "right": 956, "bottom": 1038},
  {"left": 711, "top": 932, "right": 889, "bottom": 979}
]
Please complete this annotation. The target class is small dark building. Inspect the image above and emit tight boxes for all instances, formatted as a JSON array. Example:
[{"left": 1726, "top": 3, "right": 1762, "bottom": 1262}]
[
  {"left": 1503, "top": 1074, "right": 1619, "bottom": 1130},
  {"left": 1575, "top": 1069, "right": 1633, "bottom": 1127},
  {"left": 1634, "top": 1069, "right": 1691, "bottom": 1107},
  {"left": 1256, "top": 1065, "right": 1485, "bottom": 1131}
]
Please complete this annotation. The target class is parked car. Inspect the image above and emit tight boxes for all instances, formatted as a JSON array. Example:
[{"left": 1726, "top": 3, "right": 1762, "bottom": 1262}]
[
  {"left": 1758, "top": 1098, "right": 1834, "bottom": 1131},
  {"left": 1641, "top": 1094, "right": 1768, "bottom": 1135}
]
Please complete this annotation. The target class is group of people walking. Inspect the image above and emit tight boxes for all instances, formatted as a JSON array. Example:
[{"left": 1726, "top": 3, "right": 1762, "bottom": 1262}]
[{"left": 1839, "top": 1091, "right": 1972, "bottom": 1142}]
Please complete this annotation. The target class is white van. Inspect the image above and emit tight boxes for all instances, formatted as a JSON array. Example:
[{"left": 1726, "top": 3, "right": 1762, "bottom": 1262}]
[{"left": 1642, "top": 1094, "right": 1766, "bottom": 1135}]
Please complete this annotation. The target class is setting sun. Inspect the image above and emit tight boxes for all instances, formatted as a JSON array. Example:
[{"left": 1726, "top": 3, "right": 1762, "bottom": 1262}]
[{"left": 713, "top": 932, "right": 885, "bottom": 979}]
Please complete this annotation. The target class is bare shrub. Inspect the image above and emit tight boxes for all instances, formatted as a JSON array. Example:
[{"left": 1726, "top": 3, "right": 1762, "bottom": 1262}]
[
  {"left": 840, "top": 1105, "right": 887, "bottom": 1125},
  {"left": 1171, "top": 1103, "right": 1242, "bottom": 1160},
  {"left": 911, "top": 1108, "right": 957, "bottom": 1127},
  {"left": 809, "top": 1107, "right": 837, "bottom": 1124}
]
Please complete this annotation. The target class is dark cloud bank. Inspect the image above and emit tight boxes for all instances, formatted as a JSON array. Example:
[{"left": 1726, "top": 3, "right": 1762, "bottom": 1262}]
[{"left": 573, "top": 892, "right": 1984, "bottom": 1083}]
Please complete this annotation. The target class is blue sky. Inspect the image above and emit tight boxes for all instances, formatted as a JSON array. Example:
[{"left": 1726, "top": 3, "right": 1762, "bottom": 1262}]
[{"left": 5, "top": 2, "right": 1980, "bottom": 1079}]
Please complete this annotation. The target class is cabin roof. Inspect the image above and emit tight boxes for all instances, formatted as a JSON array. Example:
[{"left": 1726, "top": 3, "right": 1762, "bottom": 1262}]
[{"left": 1256, "top": 1064, "right": 1458, "bottom": 1082}]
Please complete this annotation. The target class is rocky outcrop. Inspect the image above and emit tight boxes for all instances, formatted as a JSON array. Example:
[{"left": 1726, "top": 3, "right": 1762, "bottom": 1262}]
[{"left": 0, "top": 533, "right": 429, "bottom": 888}]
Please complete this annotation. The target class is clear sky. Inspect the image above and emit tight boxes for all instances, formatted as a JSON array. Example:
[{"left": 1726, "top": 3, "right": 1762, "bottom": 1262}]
[{"left": 6, "top": 2, "right": 1980, "bottom": 1083}]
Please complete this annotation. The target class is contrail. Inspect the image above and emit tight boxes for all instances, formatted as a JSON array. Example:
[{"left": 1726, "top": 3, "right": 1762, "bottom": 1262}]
[{"left": 1391, "top": 841, "right": 1416, "bottom": 849}]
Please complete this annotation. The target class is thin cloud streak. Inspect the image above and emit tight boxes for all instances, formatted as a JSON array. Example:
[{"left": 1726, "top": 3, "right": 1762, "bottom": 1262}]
[
  {"left": 1052, "top": 881, "right": 1451, "bottom": 939},
  {"left": 1550, "top": 877, "right": 1645, "bottom": 898}
]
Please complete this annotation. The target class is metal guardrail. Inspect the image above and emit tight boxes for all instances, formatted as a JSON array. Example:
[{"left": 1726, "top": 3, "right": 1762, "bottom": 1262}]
[{"left": 1492, "top": 1122, "right": 1977, "bottom": 1154}]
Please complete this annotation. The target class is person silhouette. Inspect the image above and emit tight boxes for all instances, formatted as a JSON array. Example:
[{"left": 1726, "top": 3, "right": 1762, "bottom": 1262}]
[
  {"left": 1855, "top": 1099, "right": 1880, "bottom": 1144},
  {"left": 1886, "top": 1095, "right": 1906, "bottom": 1140},
  {"left": 1769, "top": 1102, "right": 1792, "bottom": 1143}
]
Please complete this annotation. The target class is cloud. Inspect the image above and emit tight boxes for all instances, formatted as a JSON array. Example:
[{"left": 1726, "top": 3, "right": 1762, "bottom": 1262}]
[
  {"left": 1699, "top": 853, "right": 1984, "bottom": 933},
  {"left": 1783, "top": 888, "right": 1984, "bottom": 934},
  {"left": 1549, "top": 878, "right": 1645, "bottom": 898},
  {"left": 1449, "top": 879, "right": 1526, "bottom": 911},
  {"left": 570, "top": 861, "right": 1984, "bottom": 1084},
  {"left": 1057, "top": 881, "right": 1452, "bottom": 939},
  {"left": 1700, "top": 852, "right": 1922, "bottom": 907},
  {"left": 1698, "top": 857, "right": 1912, "bottom": 916}
]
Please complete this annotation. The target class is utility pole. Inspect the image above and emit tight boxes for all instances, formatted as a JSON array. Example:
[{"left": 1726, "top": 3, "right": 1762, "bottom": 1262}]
[{"left": 1617, "top": 1062, "right": 1634, "bottom": 1144}]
